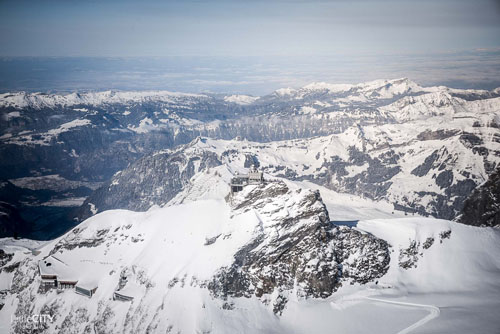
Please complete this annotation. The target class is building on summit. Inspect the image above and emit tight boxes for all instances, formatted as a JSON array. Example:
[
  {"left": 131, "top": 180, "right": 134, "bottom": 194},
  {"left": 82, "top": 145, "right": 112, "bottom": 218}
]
[{"left": 230, "top": 165, "right": 264, "bottom": 193}]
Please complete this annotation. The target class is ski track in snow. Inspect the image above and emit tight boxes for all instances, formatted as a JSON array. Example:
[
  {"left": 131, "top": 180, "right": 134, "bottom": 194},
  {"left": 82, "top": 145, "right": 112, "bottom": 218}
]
[{"left": 365, "top": 296, "right": 440, "bottom": 334}]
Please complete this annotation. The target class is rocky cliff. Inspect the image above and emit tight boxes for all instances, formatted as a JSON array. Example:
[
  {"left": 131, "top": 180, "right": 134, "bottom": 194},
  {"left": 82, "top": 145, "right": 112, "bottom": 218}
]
[{"left": 459, "top": 167, "right": 500, "bottom": 227}]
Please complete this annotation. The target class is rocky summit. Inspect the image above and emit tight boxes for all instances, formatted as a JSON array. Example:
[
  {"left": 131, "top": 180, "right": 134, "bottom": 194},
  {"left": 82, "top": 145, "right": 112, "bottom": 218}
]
[{"left": 210, "top": 182, "right": 390, "bottom": 314}]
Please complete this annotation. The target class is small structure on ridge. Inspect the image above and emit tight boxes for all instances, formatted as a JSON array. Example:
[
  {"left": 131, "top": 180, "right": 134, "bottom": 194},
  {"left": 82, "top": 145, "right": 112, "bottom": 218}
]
[
  {"left": 38, "top": 256, "right": 78, "bottom": 292},
  {"left": 230, "top": 165, "right": 264, "bottom": 193}
]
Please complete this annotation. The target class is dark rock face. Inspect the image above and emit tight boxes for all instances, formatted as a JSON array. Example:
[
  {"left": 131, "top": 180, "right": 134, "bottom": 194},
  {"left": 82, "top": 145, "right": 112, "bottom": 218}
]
[
  {"left": 423, "top": 237, "right": 434, "bottom": 249},
  {"left": 331, "top": 227, "right": 390, "bottom": 284},
  {"left": 0, "top": 249, "right": 14, "bottom": 268},
  {"left": 459, "top": 133, "right": 483, "bottom": 149},
  {"left": 209, "top": 182, "right": 390, "bottom": 314},
  {"left": 399, "top": 240, "right": 420, "bottom": 269},
  {"left": 398, "top": 231, "right": 452, "bottom": 270},
  {"left": 0, "top": 201, "right": 32, "bottom": 238},
  {"left": 76, "top": 139, "right": 222, "bottom": 221},
  {"left": 417, "top": 129, "right": 460, "bottom": 141},
  {"left": 49, "top": 227, "right": 110, "bottom": 255},
  {"left": 243, "top": 154, "right": 260, "bottom": 168},
  {"left": 411, "top": 150, "right": 440, "bottom": 177},
  {"left": 436, "top": 170, "right": 454, "bottom": 189},
  {"left": 459, "top": 168, "right": 500, "bottom": 227}
]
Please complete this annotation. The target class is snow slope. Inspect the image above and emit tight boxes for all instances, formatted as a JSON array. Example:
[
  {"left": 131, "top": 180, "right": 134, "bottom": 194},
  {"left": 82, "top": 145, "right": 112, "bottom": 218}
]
[
  {"left": 0, "top": 175, "right": 499, "bottom": 333},
  {"left": 223, "top": 94, "right": 259, "bottom": 105},
  {"left": 0, "top": 91, "right": 207, "bottom": 109}
]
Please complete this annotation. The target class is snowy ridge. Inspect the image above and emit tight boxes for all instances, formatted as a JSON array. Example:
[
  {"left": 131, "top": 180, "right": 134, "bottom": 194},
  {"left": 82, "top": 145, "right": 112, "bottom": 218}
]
[
  {"left": 0, "top": 90, "right": 208, "bottom": 109},
  {"left": 1, "top": 78, "right": 499, "bottom": 242},
  {"left": 1, "top": 175, "right": 499, "bottom": 333},
  {"left": 223, "top": 94, "right": 259, "bottom": 105},
  {"left": 1, "top": 78, "right": 497, "bottom": 111},
  {"left": 88, "top": 120, "right": 499, "bottom": 221},
  {"left": 273, "top": 78, "right": 427, "bottom": 100},
  {"left": 303, "top": 82, "right": 354, "bottom": 92}
]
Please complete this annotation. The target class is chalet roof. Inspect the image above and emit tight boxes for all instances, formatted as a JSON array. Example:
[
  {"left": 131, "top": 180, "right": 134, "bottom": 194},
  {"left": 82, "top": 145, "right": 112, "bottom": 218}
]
[
  {"left": 38, "top": 255, "right": 78, "bottom": 282},
  {"left": 76, "top": 277, "right": 99, "bottom": 290}
]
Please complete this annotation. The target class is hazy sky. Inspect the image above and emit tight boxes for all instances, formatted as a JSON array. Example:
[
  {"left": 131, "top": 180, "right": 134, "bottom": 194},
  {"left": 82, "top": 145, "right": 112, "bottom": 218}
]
[
  {"left": 0, "top": 0, "right": 499, "bottom": 93},
  {"left": 1, "top": 0, "right": 500, "bottom": 57}
]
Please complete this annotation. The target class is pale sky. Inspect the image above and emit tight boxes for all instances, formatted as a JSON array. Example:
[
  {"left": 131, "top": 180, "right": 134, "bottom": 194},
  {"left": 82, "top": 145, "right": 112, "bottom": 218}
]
[
  {"left": 0, "top": 0, "right": 499, "bottom": 93},
  {"left": 1, "top": 0, "right": 499, "bottom": 57}
]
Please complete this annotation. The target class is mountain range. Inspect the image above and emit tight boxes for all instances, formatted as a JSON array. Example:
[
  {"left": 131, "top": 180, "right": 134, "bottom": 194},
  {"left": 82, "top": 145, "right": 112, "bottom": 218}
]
[
  {"left": 1, "top": 78, "right": 499, "bottom": 238},
  {"left": 0, "top": 78, "right": 500, "bottom": 333}
]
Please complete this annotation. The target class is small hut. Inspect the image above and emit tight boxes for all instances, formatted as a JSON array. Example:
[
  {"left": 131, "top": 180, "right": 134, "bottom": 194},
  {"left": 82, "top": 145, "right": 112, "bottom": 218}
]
[
  {"left": 38, "top": 256, "right": 77, "bottom": 292},
  {"left": 113, "top": 281, "right": 141, "bottom": 302},
  {"left": 75, "top": 280, "right": 98, "bottom": 298},
  {"left": 230, "top": 166, "right": 264, "bottom": 193}
]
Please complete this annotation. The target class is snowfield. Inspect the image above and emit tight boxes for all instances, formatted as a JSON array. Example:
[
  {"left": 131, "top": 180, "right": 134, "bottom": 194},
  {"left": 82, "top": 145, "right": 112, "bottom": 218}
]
[
  {"left": 1, "top": 78, "right": 500, "bottom": 333},
  {"left": 0, "top": 175, "right": 499, "bottom": 333},
  {"left": 0, "top": 91, "right": 208, "bottom": 109},
  {"left": 223, "top": 94, "right": 259, "bottom": 105}
]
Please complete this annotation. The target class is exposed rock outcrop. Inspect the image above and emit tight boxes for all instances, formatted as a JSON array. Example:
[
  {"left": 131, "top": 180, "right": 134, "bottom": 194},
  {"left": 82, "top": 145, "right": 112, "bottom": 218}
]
[
  {"left": 459, "top": 168, "right": 500, "bottom": 227},
  {"left": 76, "top": 138, "right": 222, "bottom": 221},
  {"left": 210, "top": 182, "right": 390, "bottom": 314}
]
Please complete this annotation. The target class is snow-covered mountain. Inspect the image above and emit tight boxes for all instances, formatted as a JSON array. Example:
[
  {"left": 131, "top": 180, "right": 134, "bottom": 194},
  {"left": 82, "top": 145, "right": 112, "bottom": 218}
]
[
  {"left": 271, "top": 77, "right": 424, "bottom": 101},
  {"left": 1, "top": 78, "right": 499, "bottom": 238},
  {"left": 458, "top": 167, "right": 500, "bottom": 227},
  {"left": 78, "top": 120, "right": 499, "bottom": 223},
  {"left": 1, "top": 170, "right": 499, "bottom": 333},
  {"left": 0, "top": 91, "right": 209, "bottom": 110}
]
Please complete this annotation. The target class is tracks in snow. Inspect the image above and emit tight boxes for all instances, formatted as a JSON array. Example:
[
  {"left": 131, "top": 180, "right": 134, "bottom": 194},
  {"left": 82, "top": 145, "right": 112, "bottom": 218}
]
[{"left": 365, "top": 296, "right": 440, "bottom": 334}]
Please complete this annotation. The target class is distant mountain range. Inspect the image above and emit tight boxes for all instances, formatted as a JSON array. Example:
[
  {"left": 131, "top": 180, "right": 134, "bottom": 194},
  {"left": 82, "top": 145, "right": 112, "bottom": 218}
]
[
  {"left": 1, "top": 78, "right": 500, "bottom": 238},
  {"left": 1, "top": 78, "right": 500, "bottom": 333}
]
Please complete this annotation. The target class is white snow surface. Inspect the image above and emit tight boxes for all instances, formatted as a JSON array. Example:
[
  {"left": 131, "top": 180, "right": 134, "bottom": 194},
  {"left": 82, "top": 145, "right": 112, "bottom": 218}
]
[
  {"left": 0, "top": 175, "right": 499, "bottom": 333},
  {"left": 1, "top": 79, "right": 500, "bottom": 332},
  {"left": 5, "top": 119, "right": 92, "bottom": 146},
  {"left": 9, "top": 174, "right": 101, "bottom": 192},
  {"left": 223, "top": 94, "right": 259, "bottom": 105},
  {"left": 0, "top": 90, "right": 207, "bottom": 109}
]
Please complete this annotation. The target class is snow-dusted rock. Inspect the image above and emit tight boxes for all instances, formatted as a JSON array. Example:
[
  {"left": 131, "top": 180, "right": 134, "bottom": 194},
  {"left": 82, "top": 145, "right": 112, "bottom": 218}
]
[
  {"left": 1, "top": 182, "right": 499, "bottom": 333},
  {"left": 210, "top": 182, "right": 389, "bottom": 314}
]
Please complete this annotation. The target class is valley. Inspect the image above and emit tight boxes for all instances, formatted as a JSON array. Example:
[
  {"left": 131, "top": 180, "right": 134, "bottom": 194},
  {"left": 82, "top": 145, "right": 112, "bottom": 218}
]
[
  {"left": 1, "top": 79, "right": 499, "bottom": 333},
  {"left": 1, "top": 78, "right": 499, "bottom": 238}
]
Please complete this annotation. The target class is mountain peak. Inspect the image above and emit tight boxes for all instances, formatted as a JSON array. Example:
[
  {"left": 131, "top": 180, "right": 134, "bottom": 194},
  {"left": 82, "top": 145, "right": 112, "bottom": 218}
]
[{"left": 302, "top": 82, "right": 354, "bottom": 92}]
